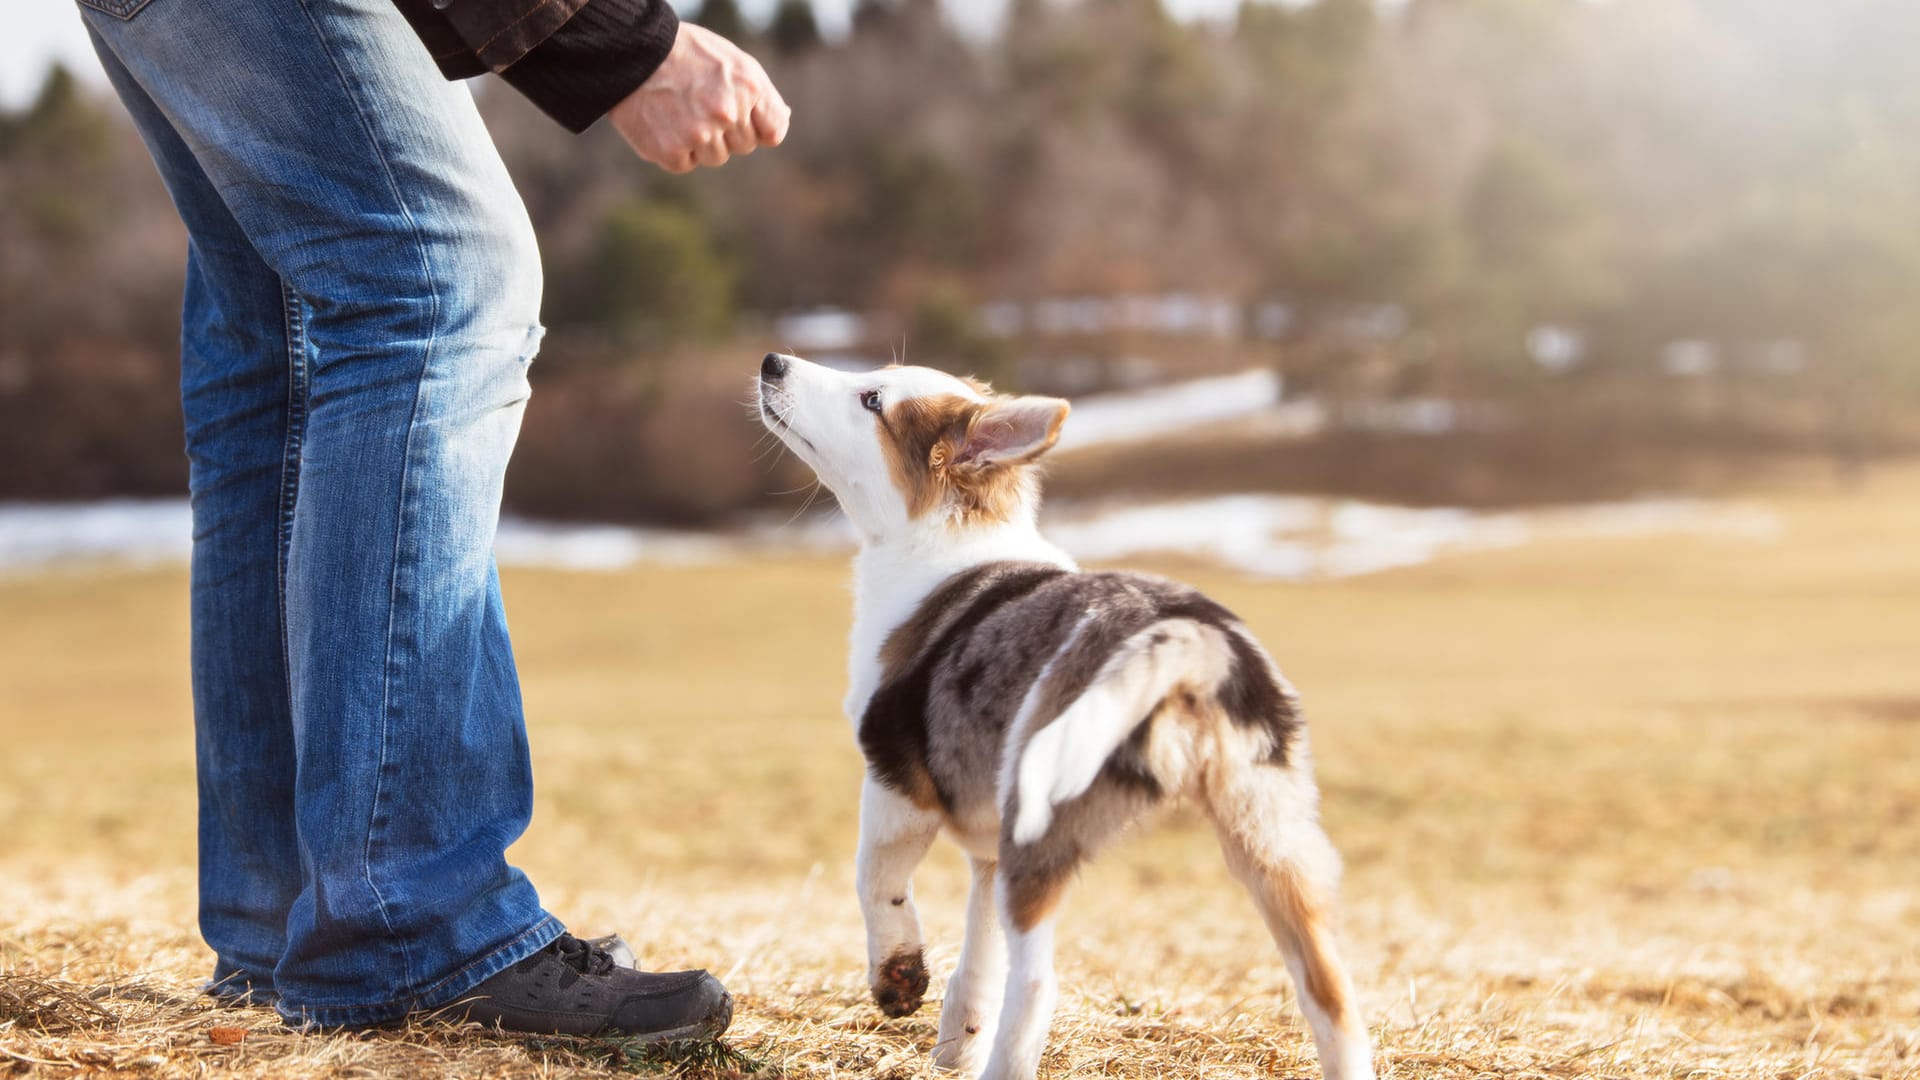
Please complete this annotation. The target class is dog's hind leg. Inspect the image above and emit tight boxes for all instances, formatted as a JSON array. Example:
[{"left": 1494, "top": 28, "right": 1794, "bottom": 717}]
[
  {"left": 1204, "top": 763, "right": 1374, "bottom": 1080},
  {"left": 977, "top": 862, "right": 1065, "bottom": 1080},
  {"left": 858, "top": 775, "right": 942, "bottom": 1017},
  {"left": 981, "top": 773, "right": 1151, "bottom": 1080},
  {"left": 933, "top": 856, "right": 1005, "bottom": 1076}
]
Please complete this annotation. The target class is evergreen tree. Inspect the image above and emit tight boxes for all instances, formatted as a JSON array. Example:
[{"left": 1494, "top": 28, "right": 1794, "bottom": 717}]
[
  {"left": 694, "top": 0, "right": 748, "bottom": 42},
  {"left": 590, "top": 200, "right": 737, "bottom": 346},
  {"left": 851, "top": 0, "right": 896, "bottom": 36},
  {"left": 0, "top": 65, "right": 111, "bottom": 163},
  {"left": 769, "top": 0, "right": 822, "bottom": 54}
]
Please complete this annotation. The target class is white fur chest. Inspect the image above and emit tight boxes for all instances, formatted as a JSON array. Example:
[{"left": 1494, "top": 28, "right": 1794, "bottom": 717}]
[{"left": 841, "top": 526, "right": 1076, "bottom": 733}]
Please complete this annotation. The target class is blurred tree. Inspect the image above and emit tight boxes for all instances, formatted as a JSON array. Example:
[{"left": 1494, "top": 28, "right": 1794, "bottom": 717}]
[
  {"left": 850, "top": 0, "right": 898, "bottom": 36},
  {"left": 588, "top": 200, "right": 737, "bottom": 347},
  {"left": 851, "top": 0, "right": 950, "bottom": 48},
  {"left": 694, "top": 0, "right": 749, "bottom": 42},
  {"left": 1118, "top": 0, "right": 1220, "bottom": 186},
  {"left": 851, "top": 145, "right": 984, "bottom": 271},
  {"left": 0, "top": 65, "right": 116, "bottom": 245},
  {"left": 1452, "top": 135, "right": 1616, "bottom": 372},
  {"left": 0, "top": 64, "right": 189, "bottom": 501},
  {"left": 1238, "top": 0, "right": 1373, "bottom": 114},
  {"left": 0, "top": 65, "right": 111, "bottom": 162},
  {"left": 909, "top": 278, "right": 1014, "bottom": 386},
  {"left": 769, "top": 0, "right": 822, "bottom": 55}
]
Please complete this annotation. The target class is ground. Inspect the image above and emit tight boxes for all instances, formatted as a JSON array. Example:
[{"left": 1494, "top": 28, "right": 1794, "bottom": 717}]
[{"left": 3, "top": 468, "right": 1918, "bottom": 1078}]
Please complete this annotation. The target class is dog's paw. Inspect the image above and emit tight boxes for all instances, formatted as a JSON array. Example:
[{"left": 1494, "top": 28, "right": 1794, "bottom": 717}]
[
  {"left": 931, "top": 1020, "right": 991, "bottom": 1074},
  {"left": 871, "top": 949, "right": 930, "bottom": 1017}
]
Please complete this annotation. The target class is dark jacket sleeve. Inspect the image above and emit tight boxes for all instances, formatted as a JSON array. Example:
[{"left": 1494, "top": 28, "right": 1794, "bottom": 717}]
[{"left": 392, "top": 0, "right": 680, "bottom": 134}]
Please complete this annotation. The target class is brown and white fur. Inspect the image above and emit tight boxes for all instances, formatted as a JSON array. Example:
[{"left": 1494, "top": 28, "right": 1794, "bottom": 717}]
[{"left": 756, "top": 353, "right": 1373, "bottom": 1080}]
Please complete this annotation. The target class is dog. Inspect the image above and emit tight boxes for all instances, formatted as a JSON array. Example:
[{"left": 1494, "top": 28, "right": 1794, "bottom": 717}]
[{"left": 756, "top": 353, "right": 1374, "bottom": 1080}]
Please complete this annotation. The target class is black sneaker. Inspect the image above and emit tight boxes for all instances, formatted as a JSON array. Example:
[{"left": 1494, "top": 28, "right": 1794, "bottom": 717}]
[
  {"left": 582, "top": 934, "right": 637, "bottom": 970},
  {"left": 441, "top": 933, "right": 733, "bottom": 1040}
]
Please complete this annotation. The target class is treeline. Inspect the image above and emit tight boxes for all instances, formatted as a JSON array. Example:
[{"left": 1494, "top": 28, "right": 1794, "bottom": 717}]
[{"left": 4, "top": 0, "right": 1918, "bottom": 517}]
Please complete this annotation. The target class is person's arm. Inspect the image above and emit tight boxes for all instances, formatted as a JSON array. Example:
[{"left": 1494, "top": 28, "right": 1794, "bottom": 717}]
[{"left": 391, "top": 0, "right": 789, "bottom": 169}]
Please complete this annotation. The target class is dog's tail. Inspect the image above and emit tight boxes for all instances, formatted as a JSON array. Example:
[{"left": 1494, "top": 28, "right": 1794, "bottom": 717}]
[{"left": 1008, "top": 615, "right": 1275, "bottom": 845}]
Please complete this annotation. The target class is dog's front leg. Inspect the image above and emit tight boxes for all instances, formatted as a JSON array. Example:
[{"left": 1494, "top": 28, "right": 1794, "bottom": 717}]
[
  {"left": 858, "top": 775, "right": 941, "bottom": 1017},
  {"left": 933, "top": 856, "right": 1006, "bottom": 1076}
]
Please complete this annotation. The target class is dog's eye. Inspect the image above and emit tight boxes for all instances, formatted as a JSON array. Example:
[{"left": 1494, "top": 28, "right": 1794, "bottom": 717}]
[{"left": 860, "top": 390, "right": 883, "bottom": 413}]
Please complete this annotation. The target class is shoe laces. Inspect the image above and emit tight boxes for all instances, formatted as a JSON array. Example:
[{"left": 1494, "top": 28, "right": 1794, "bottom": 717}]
[{"left": 550, "top": 933, "right": 617, "bottom": 977}]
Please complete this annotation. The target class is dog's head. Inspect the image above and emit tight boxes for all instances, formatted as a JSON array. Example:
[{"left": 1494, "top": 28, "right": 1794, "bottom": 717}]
[{"left": 757, "top": 353, "right": 1069, "bottom": 540}]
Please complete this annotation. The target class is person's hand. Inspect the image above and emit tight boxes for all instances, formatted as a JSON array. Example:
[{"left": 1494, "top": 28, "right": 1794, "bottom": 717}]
[{"left": 609, "top": 23, "right": 790, "bottom": 173}]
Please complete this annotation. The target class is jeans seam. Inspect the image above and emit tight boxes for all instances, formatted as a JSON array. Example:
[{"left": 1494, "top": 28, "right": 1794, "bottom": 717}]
[
  {"left": 290, "top": 0, "right": 447, "bottom": 996},
  {"left": 276, "top": 281, "right": 307, "bottom": 699}
]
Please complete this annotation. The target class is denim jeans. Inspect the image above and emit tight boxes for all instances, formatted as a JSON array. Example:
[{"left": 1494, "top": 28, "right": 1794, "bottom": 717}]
[{"left": 80, "top": 0, "right": 562, "bottom": 1028}]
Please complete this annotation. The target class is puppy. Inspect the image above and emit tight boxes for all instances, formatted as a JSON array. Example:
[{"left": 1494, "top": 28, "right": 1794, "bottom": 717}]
[{"left": 756, "top": 353, "right": 1373, "bottom": 1080}]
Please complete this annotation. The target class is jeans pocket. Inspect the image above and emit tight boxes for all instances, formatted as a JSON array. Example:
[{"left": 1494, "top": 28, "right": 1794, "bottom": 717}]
[{"left": 76, "top": 0, "right": 156, "bottom": 20}]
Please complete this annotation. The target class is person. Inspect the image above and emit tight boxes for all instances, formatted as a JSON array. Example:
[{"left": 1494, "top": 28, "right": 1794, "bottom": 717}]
[{"left": 74, "top": 0, "right": 789, "bottom": 1038}]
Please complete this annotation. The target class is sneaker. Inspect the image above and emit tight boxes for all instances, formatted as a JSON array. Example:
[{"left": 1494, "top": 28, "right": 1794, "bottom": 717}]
[
  {"left": 582, "top": 934, "right": 638, "bottom": 970},
  {"left": 442, "top": 933, "right": 733, "bottom": 1040}
]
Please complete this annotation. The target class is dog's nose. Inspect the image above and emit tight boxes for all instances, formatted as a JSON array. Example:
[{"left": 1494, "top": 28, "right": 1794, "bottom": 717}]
[{"left": 761, "top": 352, "right": 788, "bottom": 381}]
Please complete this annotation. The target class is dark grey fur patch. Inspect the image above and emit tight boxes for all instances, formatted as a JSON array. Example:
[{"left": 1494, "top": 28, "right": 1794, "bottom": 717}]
[
  {"left": 998, "top": 761, "right": 1158, "bottom": 930},
  {"left": 862, "top": 566, "right": 1304, "bottom": 826},
  {"left": 1101, "top": 705, "right": 1163, "bottom": 798},
  {"left": 1153, "top": 592, "right": 1300, "bottom": 764},
  {"left": 860, "top": 563, "right": 1068, "bottom": 808}
]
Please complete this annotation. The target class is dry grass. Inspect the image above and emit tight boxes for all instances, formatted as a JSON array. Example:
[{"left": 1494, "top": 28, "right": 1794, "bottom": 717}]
[{"left": 4, "top": 468, "right": 1920, "bottom": 1077}]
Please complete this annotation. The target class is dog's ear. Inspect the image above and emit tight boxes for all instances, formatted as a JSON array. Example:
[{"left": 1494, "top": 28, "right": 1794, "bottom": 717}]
[{"left": 954, "top": 396, "right": 1070, "bottom": 469}]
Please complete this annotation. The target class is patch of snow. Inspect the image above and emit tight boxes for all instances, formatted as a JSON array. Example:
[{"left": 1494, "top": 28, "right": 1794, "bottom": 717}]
[
  {"left": 1055, "top": 368, "right": 1284, "bottom": 452},
  {"left": 772, "top": 307, "right": 868, "bottom": 352},
  {"left": 1663, "top": 339, "right": 1720, "bottom": 377},
  {"left": 1527, "top": 324, "right": 1586, "bottom": 372},
  {"left": 0, "top": 494, "right": 1779, "bottom": 582},
  {"left": 0, "top": 499, "right": 192, "bottom": 570},
  {"left": 1251, "top": 300, "right": 1295, "bottom": 340},
  {"left": 1337, "top": 398, "right": 1509, "bottom": 435},
  {"left": 980, "top": 301, "right": 1024, "bottom": 338},
  {"left": 1041, "top": 495, "right": 1778, "bottom": 581},
  {"left": 491, "top": 521, "right": 732, "bottom": 571}
]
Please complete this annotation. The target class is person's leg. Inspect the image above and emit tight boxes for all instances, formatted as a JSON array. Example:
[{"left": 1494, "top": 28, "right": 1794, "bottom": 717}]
[
  {"left": 83, "top": 29, "right": 306, "bottom": 1006},
  {"left": 80, "top": 0, "right": 557, "bottom": 1026}
]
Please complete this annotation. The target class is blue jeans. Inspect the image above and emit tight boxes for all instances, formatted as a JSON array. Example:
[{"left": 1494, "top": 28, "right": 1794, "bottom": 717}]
[{"left": 80, "top": 0, "right": 562, "bottom": 1027}]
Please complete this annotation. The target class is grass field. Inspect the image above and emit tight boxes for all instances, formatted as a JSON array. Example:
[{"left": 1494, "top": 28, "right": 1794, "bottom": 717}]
[{"left": 3, "top": 468, "right": 1918, "bottom": 1078}]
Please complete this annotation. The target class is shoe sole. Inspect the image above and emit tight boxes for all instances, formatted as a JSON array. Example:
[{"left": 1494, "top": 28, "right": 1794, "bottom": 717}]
[
  {"left": 290, "top": 987, "right": 732, "bottom": 1041},
  {"left": 601, "top": 989, "right": 734, "bottom": 1043}
]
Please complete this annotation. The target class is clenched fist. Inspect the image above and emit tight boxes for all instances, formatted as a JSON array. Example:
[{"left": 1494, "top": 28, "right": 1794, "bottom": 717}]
[{"left": 611, "top": 23, "right": 790, "bottom": 173}]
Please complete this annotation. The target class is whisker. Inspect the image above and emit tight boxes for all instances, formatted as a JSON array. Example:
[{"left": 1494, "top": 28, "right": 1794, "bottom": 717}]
[
  {"left": 782, "top": 478, "right": 826, "bottom": 528},
  {"left": 746, "top": 424, "right": 782, "bottom": 457}
]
